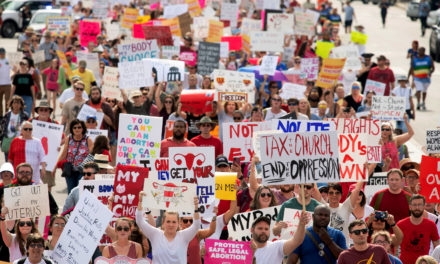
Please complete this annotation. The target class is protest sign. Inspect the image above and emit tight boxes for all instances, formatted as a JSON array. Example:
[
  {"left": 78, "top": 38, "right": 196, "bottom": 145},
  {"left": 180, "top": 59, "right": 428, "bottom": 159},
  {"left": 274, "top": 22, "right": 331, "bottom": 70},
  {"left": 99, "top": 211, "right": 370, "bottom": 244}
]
[
  {"left": 363, "top": 79, "right": 386, "bottom": 96},
  {"left": 206, "top": 20, "right": 224, "bottom": 42},
  {"left": 163, "top": 4, "right": 188, "bottom": 19},
  {"left": 427, "top": 130, "right": 440, "bottom": 154},
  {"left": 112, "top": 165, "right": 149, "bottom": 218},
  {"left": 32, "top": 50, "right": 45, "bottom": 64},
  {"left": 180, "top": 51, "right": 197, "bottom": 66},
  {"left": 221, "top": 36, "right": 242, "bottom": 51},
  {"left": 142, "top": 25, "right": 174, "bottom": 46},
  {"left": 197, "top": 42, "right": 220, "bottom": 76},
  {"left": 161, "top": 45, "right": 180, "bottom": 59},
  {"left": 168, "top": 147, "right": 215, "bottom": 213},
  {"left": 79, "top": 20, "right": 100, "bottom": 47},
  {"left": 242, "top": 34, "right": 251, "bottom": 54},
  {"left": 258, "top": 131, "right": 340, "bottom": 185},
  {"left": 51, "top": 190, "right": 112, "bottom": 264},
  {"left": 186, "top": 0, "right": 202, "bottom": 17},
  {"left": 106, "top": 23, "right": 120, "bottom": 40},
  {"left": 228, "top": 206, "right": 281, "bottom": 241},
  {"left": 316, "top": 58, "right": 346, "bottom": 89},
  {"left": 241, "top": 18, "right": 261, "bottom": 35},
  {"left": 259, "top": 56, "right": 279, "bottom": 76},
  {"left": 180, "top": 90, "right": 214, "bottom": 115},
  {"left": 102, "top": 67, "right": 121, "bottom": 100},
  {"left": 121, "top": 8, "right": 139, "bottom": 28},
  {"left": 193, "top": 16, "right": 210, "bottom": 40},
  {"left": 420, "top": 155, "right": 440, "bottom": 202},
  {"left": 329, "top": 118, "right": 382, "bottom": 163},
  {"left": 162, "top": 17, "right": 182, "bottom": 37},
  {"left": 371, "top": 96, "right": 405, "bottom": 121},
  {"left": 220, "top": 42, "right": 229, "bottom": 58},
  {"left": 221, "top": 2, "right": 238, "bottom": 27},
  {"left": 272, "top": 119, "right": 336, "bottom": 133},
  {"left": 316, "top": 41, "right": 335, "bottom": 59},
  {"left": 87, "top": 129, "right": 108, "bottom": 142},
  {"left": 139, "top": 158, "right": 170, "bottom": 180},
  {"left": 266, "top": 12, "right": 294, "bottom": 33},
  {"left": 280, "top": 83, "right": 306, "bottom": 100},
  {"left": 294, "top": 11, "right": 317, "bottom": 36},
  {"left": 215, "top": 172, "right": 237, "bottom": 200},
  {"left": 95, "top": 174, "right": 116, "bottom": 180},
  {"left": 142, "top": 178, "right": 196, "bottom": 212},
  {"left": 338, "top": 134, "right": 368, "bottom": 182},
  {"left": 330, "top": 45, "right": 361, "bottom": 71},
  {"left": 116, "top": 114, "right": 163, "bottom": 165},
  {"left": 213, "top": 70, "right": 255, "bottom": 103},
  {"left": 118, "top": 39, "right": 159, "bottom": 62},
  {"left": 4, "top": 184, "right": 50, "bottom": 220},
  {"left": 204, "top": 239, "right": 252, "bottom": 264},
  {"left": 92, "top": 0, "right": 108, "bottom": 19},
  {"left": 79, "top": 179, "right": 114, "bottom": 206},
  {"left": 118, "top": 60, "right": 154, "bottom": 89},
  {"left": 7, "top": 52, "right": 23, "bottom": 68},
  {"left": 31, "top": 120, "right": 63, "bottom": 171},
  {"left": 46, "top": 16, "right": 71, "bottom": 34},
  {"left": 143, "top": 58, "right": 185, "bottom": 82},
  {"left": 56, "top": 50, "right": 72, "bottom": 77},
  {"left": 94, "top": 256, "right": 152, "bottom": 264},
  {"left": 133, "top": 23, "right": 147, "bottom": 39},
  {"left": 281, "top": 208, "right": 313, "bottom": 239},
  {"left": 284, "top": 70, "right": 306, "bottom": 85},
  {"left": 76, "top": 51, "right": 100, "bottom": 84},
  {"left": 250, "top": 31, "right": 283, "bottom": 52},
  {"left": 364, "top": 172, "right": 387, "bottom": 203},
  {"left": 351, "top": 31, "right": 368, "bottom": 45},
  {"left": 178, "top": 13, "right": 192, "bottom": 37},
  {"left": 77, "top": 104, "right": 104, "bottom": 128}
]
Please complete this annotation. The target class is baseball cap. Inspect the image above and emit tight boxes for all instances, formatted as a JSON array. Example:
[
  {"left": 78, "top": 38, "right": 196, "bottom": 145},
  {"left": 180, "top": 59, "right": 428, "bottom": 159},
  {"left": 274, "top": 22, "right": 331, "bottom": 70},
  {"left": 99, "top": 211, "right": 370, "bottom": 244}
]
[
  {"left": 0, "top": 48, "right": 5, "bottom": 54},
  {"left": 215, "top": 156, "right": 229, "bottom": 167}
]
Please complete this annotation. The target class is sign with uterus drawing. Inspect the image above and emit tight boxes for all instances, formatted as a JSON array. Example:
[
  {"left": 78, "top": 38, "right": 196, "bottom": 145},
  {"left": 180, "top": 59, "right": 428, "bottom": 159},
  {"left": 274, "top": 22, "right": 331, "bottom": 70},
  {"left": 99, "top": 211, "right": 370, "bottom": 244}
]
[{"left": 168, "top": 147, "right": 215, "bottom": 214}]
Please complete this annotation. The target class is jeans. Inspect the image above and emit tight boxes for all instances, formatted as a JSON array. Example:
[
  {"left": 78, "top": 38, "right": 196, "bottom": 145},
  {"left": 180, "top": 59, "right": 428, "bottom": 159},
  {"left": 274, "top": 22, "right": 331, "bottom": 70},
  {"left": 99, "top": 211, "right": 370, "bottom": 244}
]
[
  {"left": 65, "top": 170, "right": 82, "bottom": 194},
  {"left": 395, "top": 110, "right": 412, "bottom": 133},
  {"left": 20, "top": 95, "right": 33, "bottom": 117},
  {"left": 421, "top": 16, "right": 428, "bottom": 35}
]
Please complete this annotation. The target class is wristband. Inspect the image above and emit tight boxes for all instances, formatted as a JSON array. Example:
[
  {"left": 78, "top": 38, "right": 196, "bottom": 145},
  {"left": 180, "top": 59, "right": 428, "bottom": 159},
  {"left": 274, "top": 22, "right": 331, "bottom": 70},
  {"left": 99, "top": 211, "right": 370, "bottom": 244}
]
[
  {"left": 145, "top": 211, "right": 151, "bottom": 215},
  {"left": 0, "top": 217, "right": 5, "bottom": 221},
  {"left": 194, "top": 209, "right": 199, "bottom": 213},
  {"left": 390, "top": 223, "right": 396, "bottom": 227}
]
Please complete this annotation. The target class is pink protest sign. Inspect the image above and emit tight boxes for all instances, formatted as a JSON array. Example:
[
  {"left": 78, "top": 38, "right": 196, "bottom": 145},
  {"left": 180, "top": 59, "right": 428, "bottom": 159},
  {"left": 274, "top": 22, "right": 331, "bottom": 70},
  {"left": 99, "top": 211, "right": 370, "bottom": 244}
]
[
  {"left": 79, "top": 20, "right": 101, "bottom": 47},
  {"left": 221, "top": 36, "right": 242, "bottom": 51},
  {"left": 133, "top": 23, "right": 147, "bottom": 39},
  {"left": 180, "top": 51, "right": 197, "bottom": 66},
  {"left": 204, "top": 239, "right": 252, "bottom": 264}
]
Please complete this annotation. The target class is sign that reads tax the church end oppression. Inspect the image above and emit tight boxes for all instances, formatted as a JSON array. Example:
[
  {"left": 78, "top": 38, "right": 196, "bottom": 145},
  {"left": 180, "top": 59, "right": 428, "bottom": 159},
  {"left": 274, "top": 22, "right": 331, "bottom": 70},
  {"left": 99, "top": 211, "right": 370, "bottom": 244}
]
[{"left": 258, "top": 131, "right": 340, "bottom": 185}]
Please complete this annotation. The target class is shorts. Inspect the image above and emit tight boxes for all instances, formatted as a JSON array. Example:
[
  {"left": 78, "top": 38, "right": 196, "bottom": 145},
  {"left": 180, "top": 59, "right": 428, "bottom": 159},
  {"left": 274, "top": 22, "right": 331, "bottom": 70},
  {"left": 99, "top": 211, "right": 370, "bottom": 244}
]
[
  {"left": 345, "top": 20, "right": 353, "bottom": 27},
  {"left": 41, "top": 170, "right": 55, "bottom": 187},
  {"left": 414, "top": 80, "right": 430, "bottom": 92},
  {"left": 109, "top": 130, "right": 117, "bottom": 146}
]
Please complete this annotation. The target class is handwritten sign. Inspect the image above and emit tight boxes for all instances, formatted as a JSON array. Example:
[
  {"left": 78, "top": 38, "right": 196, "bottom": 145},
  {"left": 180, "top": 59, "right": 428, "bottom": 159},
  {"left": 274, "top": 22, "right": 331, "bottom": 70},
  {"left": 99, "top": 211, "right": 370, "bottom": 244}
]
[
  {"left": 46, "top": 16, "right": 71, "bottom": 34},
  {"left": 33, "top": 50, "right": 45, "bottom": 64},
  {"left": 419, "top": 156, "right": 440, "bottom": 202},
  {"left": 363, "top": 79, "right": 386, "bottom": 96},
  {"left": 316, "top": 41, "right": 335, "bottom": 59},
  {"left": 7, "top": 52, "right": 23, "bottom": 68},
  {"left": 280, "top": 83, "right": 306, "bottom": 100},
  {"left": 351, "top": 31, "right": 368, "bottom": 45},
  {"left": 116, "top": 114, "right": 163, "bottom": 165},
  {"left": 338, "top": 134, "right": 368, "bottom": 182},
  {"left": 259, "top": 131, "right": 340, "bottom": 185},
  {"left": 79, "top": 179, "right": 114, "bottom": 206},
  {"left": 79, "top": 20, "right": 100, "bottom": 47},
  {"left": 316, "top": 58, "right": 346, "bottom": 89},
  {"left": 94, "top": 256, "right": 152, "bottom": 264},
  {"left": 427, "top": 130, "right": 440, "bottom": 154},
  {"left": 87, "top": 129, "right": 108, "bottom": 142},
  {"left": 213, "top": 69, "right": 255, "bottom": 103},
  {"left": 272, "top": 119, "right": 336, "bottom": 133},
  {"left": 142, "top": 25, "right": 173, "bottom": 46},
  {"left": 139, "top": 158, "right": 170, "bottom": 180},
  {"left": 186, "top": 0, "right": 202, "bottom": 17},
  {"left": 205, "top": 239, "right": 252, "bottom": 264},
  {"left": 331, "top": 45, "right": 361, "bottom": 71},
  {"left": 193, "top": 17, "right": 209, "bottom": 40},
  {"left": 241, "top": 18, "right": 261, "bottom": 35},
  {"left": 250, "top": 31, "right": 283, "bottom": 52},
  {"left": 294, "top": 11, "right": 317, "bottom": 36},
  {"left": 102, "top": 66, "right": 121, "bottom": 100},
  {"left": 371, "top": 96, "right": 405, "bottom": 121},
  {"left": 259, "top": 55, "right": 278, "bottom": 76},
  {"left": 56, "top": 50, "right": 72, "bottom": 77},
  {"left": 267, "top": 13, "right": 294, "bottom": 33},
  {"left": 197, "top": 42, "right": 220, "bottom": 76},
  {"left": 220, "top": 2, "right": 238, "bottom": 27},
  {"left": 77, "top": 104, "right": 104, "bottom": 128},
  {"left": 143, "top": 58, "right": 185, "bottom": 82},
  {"left": 301, "top": 57, "right": 319, "bottom": 80},
  {"left": 51, "top": 190, "right": 112, "bottom": 264},
  {"left": 121, "top": 8, "right": 139, "bottom": 28},
  {"left": 118, "top": 39, "right": 159, "bottom": 62},
  {"left": 112, "top": 165, "right": 149, "bottom": 218},
  {"left": 31, "top": 120, "right": 63, "bottom": 171},
  {"left": 4, "top": 184, "right": 50, "bottom": 220},
  {"left": 118, "top": 60, "right": 154, "bottom": 89},
  {"left": 178, "top": 12, "right": 192, "bottom": 37},
  {"left": 163, "top": 4, "right": 188, "bottom": 19},
  {"left": 206, "top": 20, "right": 224, "bottom": 42},
  {"left": 281, "top": 208, "right": 313, "bottom": 239},
  {"left": 215, "top": 172, "right": 237, "bottom": 200}
]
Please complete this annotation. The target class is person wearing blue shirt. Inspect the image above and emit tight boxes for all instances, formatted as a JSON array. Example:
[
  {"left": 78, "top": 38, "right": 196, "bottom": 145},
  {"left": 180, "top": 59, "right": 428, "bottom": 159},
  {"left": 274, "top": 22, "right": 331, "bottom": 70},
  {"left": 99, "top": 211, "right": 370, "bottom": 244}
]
[
  {"left": 419, "top": 0, "right": 431, "bottom": 36},
  {"left": 286, "top": 205, "right": 347, "bottom": 264}
]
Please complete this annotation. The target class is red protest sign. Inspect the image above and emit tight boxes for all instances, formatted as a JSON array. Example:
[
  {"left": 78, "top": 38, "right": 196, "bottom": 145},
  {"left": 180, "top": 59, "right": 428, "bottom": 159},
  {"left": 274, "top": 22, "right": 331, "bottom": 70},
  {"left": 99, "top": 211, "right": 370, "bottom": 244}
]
[
  {"left": 221, "top": 36, "right": 242, "bottom": 51},
  {"left": 420, "top": 155, "right": 440, "bottom": 202},
  {"left": 133, "top": 23, "right": 147, "bottom": 39},
  {"left": 142, "top": 25, "right": 173, "bottom": 46},
  {"left": 79, "top": 20, "right": 101, "bottom": 47},
  {"left": 112, "top": 165, "right": 149, "bottom": 218},
  {"left": 180, "top": 90, "right": 214, "bottom": 115}
]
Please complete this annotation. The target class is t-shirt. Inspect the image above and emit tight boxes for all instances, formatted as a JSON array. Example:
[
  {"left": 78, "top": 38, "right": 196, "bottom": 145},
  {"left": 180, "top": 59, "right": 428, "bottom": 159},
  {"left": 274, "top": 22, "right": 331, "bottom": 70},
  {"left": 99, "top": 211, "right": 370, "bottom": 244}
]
[
  {"left": 160, "top": 138, "right": 196, "bottom": 157},
  {"left": 392, "top": 86, "right": 412, "bottom": 110},
  {"left": 254, "top": 240, "right": 285, "bottom": 264},
  {"left": 397, "top": 217, "right": 439, "bottom": 264},
  {"left": 328, "top": 198, "right": 353, "bottom": 242},
  {"left": 344, "top": 6, "right": 354, "bottom": 21},
  {"left": 9, "top": 234, "right": 24, "bottom": 262},
  {"left": 124, "top": 99, "right": 159, "bottom": 116},
  {"left": 38, "top": 41, "right": 58, "bottom": 61},
  {"left": 12, "top": 73, "right": 34, "bottom": 97},
  {"left": 412, "top": 55, "right": 432, "bottom": 82},
  {"left": 0, "top": 58, "right": 11, "bottom": 85},
  {"left": 13, "top": 258, "right": 53, "bottom": 264},
  {"left": 276, "top": 198, "right": 321, "bottom": 221},
  {"left": 264, "top": 108, "right": 287, "bottom": 121},
  {"left": 8, "top": 137, "right": 46, "bottom": 183},
  {"left": 71, "top": 68, "right": 96, "bottom": 94},
  {"left": 369, "top": 189, "right": 411, "bottom": 223},
  {"left": 190, "top": 135, "right": 223, "bottom": 158},
  {"left": 62, "top": 98, "right": 85, "bottom": 133},
  {"left": 367, "top": 67, "right": 395, "bottom": 96},
  {"left": 337, "top": 244, "right": 391, "bottom": 264},
  {"left": 389, "top": 254, "right": 403, "bottom": 264},
  {"left": 293, "top": 226, "right": 347, "bottom": 264},
  {"left": 43, "top": 67, "right": 59, "bottom": 91},
  {"left": 7, "top": 112, "right": 21, "bottom": 138}
]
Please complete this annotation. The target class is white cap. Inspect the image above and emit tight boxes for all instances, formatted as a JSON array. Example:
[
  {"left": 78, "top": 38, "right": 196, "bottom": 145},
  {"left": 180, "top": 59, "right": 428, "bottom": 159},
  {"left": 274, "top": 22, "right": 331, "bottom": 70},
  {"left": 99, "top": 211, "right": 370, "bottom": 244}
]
[{"left": 0, "top": 163, "right": 14, "bottom": 177}]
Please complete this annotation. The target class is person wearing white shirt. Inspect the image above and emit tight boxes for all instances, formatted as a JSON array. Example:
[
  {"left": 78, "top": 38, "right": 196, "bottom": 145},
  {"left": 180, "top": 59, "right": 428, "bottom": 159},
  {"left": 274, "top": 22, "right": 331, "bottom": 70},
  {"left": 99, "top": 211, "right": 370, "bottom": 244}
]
[
  {"left": 392, "top": 76, "right": 415, "bottom": 133},
  {"left": 0, "top": 48, "right": 12, "bottom": 116}
]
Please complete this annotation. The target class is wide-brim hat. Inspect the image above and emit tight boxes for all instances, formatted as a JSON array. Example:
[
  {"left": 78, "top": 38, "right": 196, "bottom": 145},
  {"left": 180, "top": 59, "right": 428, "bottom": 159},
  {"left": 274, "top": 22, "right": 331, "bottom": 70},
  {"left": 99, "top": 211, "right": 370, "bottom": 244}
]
[
  {"left": 94, "top": 154, "right": 113, "bottom": 170},
  {"left": 35, "top": 100, "right": 53, "bottom": 113},
  {"left": 25, "top": 27, "right": 34, "bottom": 33},
  {"left": 0, "top": 162, "right": 15, "bottom": 177},
  {"left": 399, "top": 158, "right": 420, "bottom": 171},
  {"left": 195, "top": 116, "right": 216, "bottom": 130}
]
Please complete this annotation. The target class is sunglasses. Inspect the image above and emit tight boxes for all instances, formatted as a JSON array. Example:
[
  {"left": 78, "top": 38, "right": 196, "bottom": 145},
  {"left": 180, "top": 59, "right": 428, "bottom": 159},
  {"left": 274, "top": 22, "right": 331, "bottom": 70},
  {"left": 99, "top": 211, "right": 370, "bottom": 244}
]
[
  {"left": 304, "top": 185, "right": 314, "bottom": 190},
  {"left": 182, "top": 219, "right": 193, "bottom": 224},
  {"left": 23, "top": 128, "right": 33, "bottom": 131},
  {"left": 132, "top": 96, "right": 141, "bottom": 99},
  {"left": 20, "top": 62, "right": 28, "bottom": 66},
  {"left": 38, "top": 108, "right": 50, "bottom": 112},
  {"left": 83, "top": 172, "right": 95, "bottom": 176},
  {"left": 233, "top": 117, "right": 242, "bottom": 121},
  {"left": 352, "top": 86, "right": 360, "bottom": 89},
  {"left": 19, "top": 221, "right": 32, "bottom": 227},
  {"left": 288, "top": 103, "right": 298, "bottom": 106},
  {"left": 142, "top": 93, "right": 148, "bottom": 96},
  {"left": 294, "top": 60, "right": 301, "bottom": 64},
  {"left": 351, "top": 228, "right": 368, "bottom": 235},
  {"left": 260, "top": 193, "right": 272, "bottom": 198},
  {"left": 328, "top": 191, "right": 341, "bottom": 195},
  {"left": 75, "top": 87, "right": 84, "bottom": 91},
  {"left": 373, "top": 218, "right": 386, "bottom": 222},
  {"left": 29, "top": 243, "right": 44, "bottom": 249},
  {"left": 73, "top": 126, "right": 82, "bottom": 130},
  {"left": 272, "top": 98, "right": 281, "bottom": 102},
  {"left": 87, "top": 120, "right": 96, "bottom": 123},
  {"left": 201, "top": 123, "right": 212, "bottom": 127},
  {"left": 270, "top": 86, "right": 278, "bottom": 89},
  {"left": 53, "top": 223, "right": 65, "bottom": 228},
  {"left": 164, "top": 101, "right": 173, "bottom": 104},
  {"left": 382, "top": 128, "right": 391, "bottom": 131},
  {"left": 116, "top": 226, "right": 130, "bottom": 232}
]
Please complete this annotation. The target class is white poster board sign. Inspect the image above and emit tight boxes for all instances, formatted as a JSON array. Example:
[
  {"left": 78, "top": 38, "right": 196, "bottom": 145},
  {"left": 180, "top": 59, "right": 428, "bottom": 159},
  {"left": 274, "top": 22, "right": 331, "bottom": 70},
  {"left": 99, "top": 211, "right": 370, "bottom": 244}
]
[
  {"left": 250, "top": 31, "right": 284, "bottom": 52},
  {"left": 426, "top": 130, "right": 440, "bottom": 154},
  {"left": 364, "top": 172, "right": 387, "bottom": 204},
  {"left": 363, "top": 79, "right": 386, "bottom": 97},
  {"left": 118, "top": 60, "right": 154, "bottom": 89},
  {"left": 301, "top": 57, "right": 319, "bottom": 80},
  {"left": 102, "top": 66, "right": 121, "bottom": 100},
  {"left": 86, "top": 129, "right": 108, "bottom": 142},
  {"left": 371, "top": 96, "right": 405, "bottom": 121},
  {"left": 31, "top": 120, "right": 63, "bottom": 171},
  {"left": 117, "top": 39, "right": 159, "bottom": 62},
  {"left": 259, "top": 55, "right": 279, "bottom": 76},
  {"left": 280, "top": 83, "right": 307, "bottom": 100},
  {"left": 77, "top": 104, "right": 104, "bottom": 128},
  {"left": 267, "top": 13, "right": 294, "bottom": 33},
  {"left": 213, "top": 69, "right": 255, "bottom": 103},
  {"left": 4, "top": 184, "right": 50, "bottom": 220},
  {"left": 76, "top": 51, "right": 100, "bottom": 84},
  {"left": 143, "top": 59, "right": 185, "bottom": 82}
]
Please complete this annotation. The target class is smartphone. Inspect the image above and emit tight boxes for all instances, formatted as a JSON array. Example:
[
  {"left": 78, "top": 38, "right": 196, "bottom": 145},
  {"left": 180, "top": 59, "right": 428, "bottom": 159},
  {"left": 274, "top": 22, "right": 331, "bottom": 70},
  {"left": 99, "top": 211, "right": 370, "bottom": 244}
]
[{"left": 233, "top": 157, "right": 241, "bottom": 167}]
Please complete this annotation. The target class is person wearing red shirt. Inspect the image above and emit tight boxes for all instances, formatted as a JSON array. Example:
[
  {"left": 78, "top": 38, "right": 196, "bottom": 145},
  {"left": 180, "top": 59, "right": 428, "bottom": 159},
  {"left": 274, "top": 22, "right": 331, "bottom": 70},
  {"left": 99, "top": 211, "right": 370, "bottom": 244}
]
[
  {"left": 160, "top": 119, "right": 196, "bottom": 157},
  {"left": 397, "top": 194, "right": 439, "bottom": 264},
  {"left": 367, "top": 55, "right": 395, "bottom": 96},
  {"left": 190, "top": 117, "right": 223, "bottom": 158}
]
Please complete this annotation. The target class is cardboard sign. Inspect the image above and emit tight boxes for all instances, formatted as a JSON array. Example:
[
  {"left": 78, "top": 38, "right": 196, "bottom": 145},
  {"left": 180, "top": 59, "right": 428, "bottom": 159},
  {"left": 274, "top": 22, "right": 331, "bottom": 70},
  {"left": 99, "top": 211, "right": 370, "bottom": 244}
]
[
  {"left": 204, "top": 239, "right": 252, "bottom": 264},
  {"left": 316, "top": 41, "right": 335, "bottom": 59},
  {"left": 56, "top": 50, "right": 72, "bottom": 77},
  {"left": 87, "top": 129, "right": 108, "bottom": 142},
  {"left": 118, "top": 39, "right": 159, "bottom": 62},
  {"left": 180, "top": 90, "right": 214, "bottom": 115},
  {"left": 31, "top": 120, "right": 63, "bottom": 171},
  {"left": 294, "top": 11, "right": 317, "bottom": 36},
  {"left": 259, "top": 131, "right": 340, "bottom": 185},
  {"left": 32, "top": 50, "right": 45, "bottom": 64},
  {"left": 193, "top": 16, "right": 210, "bottom": 40},
  {"left": 364, "top": 172, "right": 387, "bottom": 204},
  {"left": 228, "top": 206, "right": 281, "bottom": 241},
  {"left": 221, "top": 36, "right": 242, "bottom": 51},
  {"left": 143, "top": 58, "right": 185, "bottom": 82},
  {"left": 250, "top": 31, "right": 283, "bottom": 52},
  {"left": 46, "top": 16, "right": 71, "bottom": 34},
  {"left": 266, "top": 13, "right": 294, "bottom": 33},
  {"left": 338, "top": 134, "right": 368, "bottom": 182},
  {"left": 178, "top": 13, "right": 193, "bottom": 37},
  {"left": 76, "top": 51, "right": 100, "bottom": 84},
  {"left": 371, "top": 96, "right": 405, "bottom": 121},
  {"left": 142, "top": 25, "right": 174, "bottom": 46},
  {"left": 4, "top": 184, "right": 50, "bottom": 220},
  {"left": 280, "top": 83, "right": 306, "bottom": 100},
  {"left": 102, "top": 66, "right": 121, "bottom": 100},
  {"left": 300, "top": 57, "right": 319, "bottom": 80},
  {"left": 142, "top": 178, "right": 196, "bottom": 212},
  {"left": 6, "top": 52, "right": 23, "bottom": 68},
  {"left": 139, "top": 158, "right": 170, "bottom": 180},
  {"left": 316, "top": 58, "right": 346, "bottom": 89},
  {"left": 77, "top": 104, "right": 104, "bottom": 128},
  {"left": 112, "top": 165, "right": 149, "bottom": 218},
  {"left": 168, "top": 147, "right": 215, "bottom": 213},
  {"left": 163, "top": 4, "right": 188, "bottom": 19},
  {"left": 419, "top": 155, "right": 440, "bottom": 202},
  {"left": 206, "top": 20, "right": 224, "bottom": 42},
  {"left": 121, "top": 8, "right": 139, "bottom": 28},
  {"left": 161, "top": 45, "right": 181, "bottom": 59},
  {"left": 281, "top": 208, "right": 313, "bottom": 239},
  {"left": 220, "top": 2, "right": 238, "bottom": 27},
  {"left": 118, "top": 60, "right": 154, "bottom": 89},
  {"left": 197, "top": 42, "right": 220, "bottom": 76},
  {"left": 363, "top": 79, "right": 386, "bottom": 96},
  {"left": 329, "top": 118, "right": 382, "bottom": 163},
  {"left": 180, "top": 51, "right": 197, "bottom": 66},
  {"left": 94, "top": 256, "right": 152, "bottom": 264},
  {"left": 116, "top": 114, "right": 163, "bottom": 165},
  {"left": 186, "top": 0, "right": 202, "bottom": 17},
  {"left": 106, "top": 23, "right": 120, "bottom": 40},
  {"left": 51, "top": 190, "right": 112, "bottom": 264},
  {"left": 162, "top": 17, "right": 182, "bottom": 37},
  {"left": 330, "top": 45, "right": 361, "bottom": 71},
  {"left": 215, "top": 172, "right": 237, "bottom": 200},
  {"left": 213, "top": 69, "right": 255, "bottom": 103},
  {"left": 79, "top": 20, "right": 100, "bottom": 47},
  {"left": 241, "top": 18, "right": 261, "bottom": 35},
  {"left": 427, "top": 130, "right": 440, "bottom": 154},
  {"left": 220, "top": 42, "right": 229, "bottom": 58},
  {"left": 259, "top": 55, "right": 278, "bottom": 76}
]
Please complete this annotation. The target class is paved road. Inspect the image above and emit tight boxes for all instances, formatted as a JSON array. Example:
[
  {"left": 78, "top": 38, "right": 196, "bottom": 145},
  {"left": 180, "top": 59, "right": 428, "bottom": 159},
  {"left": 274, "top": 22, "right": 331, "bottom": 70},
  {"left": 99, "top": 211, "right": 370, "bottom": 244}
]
[{"left": 0, "top": 1, "right": 436, "bottom": 208}]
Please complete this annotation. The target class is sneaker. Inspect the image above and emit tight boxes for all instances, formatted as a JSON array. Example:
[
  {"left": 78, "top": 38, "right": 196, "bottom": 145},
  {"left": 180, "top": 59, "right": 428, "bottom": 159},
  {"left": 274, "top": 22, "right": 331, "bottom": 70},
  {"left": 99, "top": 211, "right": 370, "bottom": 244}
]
[
  {"left": 417, "top": 103, "right": 421, "bottom": 110},
  {"left": 422, "top": 103, "right": 426, "bottom": 111}
]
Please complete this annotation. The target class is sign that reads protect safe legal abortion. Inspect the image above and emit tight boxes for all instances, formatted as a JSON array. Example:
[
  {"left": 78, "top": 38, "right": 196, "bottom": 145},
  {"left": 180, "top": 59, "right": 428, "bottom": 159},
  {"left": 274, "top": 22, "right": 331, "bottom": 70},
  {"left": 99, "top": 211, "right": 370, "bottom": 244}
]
[
  {"left": 420, "top": 156, "right": 440, "bottom": 202},
  {"left": 258, "top": 131, "right": 340, "bottom": 185},
  {"left": 4, "top": 184, "right": 50, "bottom": 220},
  {"left": 371, "top": 96, "right": 405, "bottom": 121},
  {"left": 204, "top": 239, "right": 252, "bottom": 264}
]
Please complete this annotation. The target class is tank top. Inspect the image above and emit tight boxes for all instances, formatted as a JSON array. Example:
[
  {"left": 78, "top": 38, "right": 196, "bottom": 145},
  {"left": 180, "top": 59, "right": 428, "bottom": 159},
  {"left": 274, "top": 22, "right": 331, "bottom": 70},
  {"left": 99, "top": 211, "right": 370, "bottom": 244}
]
[
  {"left": 382, "top": 141, "right": 400, "bottom": 169},
  {"left": 108, "top": 241, "right": 137, "bottom": 259},
  {"left": 66, "top": 135, "right": 89, "bottom": 168}
]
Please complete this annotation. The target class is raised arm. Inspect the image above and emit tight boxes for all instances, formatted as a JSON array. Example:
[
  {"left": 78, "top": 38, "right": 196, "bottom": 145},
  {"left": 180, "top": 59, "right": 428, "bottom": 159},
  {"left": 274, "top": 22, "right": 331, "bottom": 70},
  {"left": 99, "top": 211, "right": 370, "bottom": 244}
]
[
  {"left": 197, "top": 207, "right": 218, "bottom": 240},
  {"left": 249, "top": 156, "right": 260, "bottom": 199},
  {"left": 180, "top": 197, "right": 201, "bottom": 242},
  {"left": 135, "top": 191, "right": 161, "bottom": 238},
  {"left": 395, "top": 114, "right": 414, "bottom": 147},
  {"left": 155, "top": 84, "right": 164, "bottom": 111},
  {"left": 283, "top": 212, "right": 308, "bottom": 255},
  {"left": 0, "top": 207, "right": 13, "bottom": 247},
  {"left": 387, "top": 214, "right": 403, "bottom": 247},
  {"left": 224, "top": 199, "right": 238, "bottom": 224}
]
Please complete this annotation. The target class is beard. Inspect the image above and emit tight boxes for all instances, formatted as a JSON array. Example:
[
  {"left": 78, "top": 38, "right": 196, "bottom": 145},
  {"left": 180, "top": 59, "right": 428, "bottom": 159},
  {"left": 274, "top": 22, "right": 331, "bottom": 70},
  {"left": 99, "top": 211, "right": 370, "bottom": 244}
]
[
  {"left": 411, "top": 210, "right": 423, "bottom": 218},
  {"left": 17, "top": 176, "right": 32, "bottom": 186},
  {"left": 309, "top": 96, "right": 320, "bottom": 103},
  {"left": 254, "top": 233, "right": 269, "bottom": 243},
  {"left": 173, "top": 131, "right": 184, "bottom": 140},
  {"left": 91, "top": 96, "right": 101, "bottom": 104},
  {"left": 280, "top": 185, "right": 294, "bottom": 193}
]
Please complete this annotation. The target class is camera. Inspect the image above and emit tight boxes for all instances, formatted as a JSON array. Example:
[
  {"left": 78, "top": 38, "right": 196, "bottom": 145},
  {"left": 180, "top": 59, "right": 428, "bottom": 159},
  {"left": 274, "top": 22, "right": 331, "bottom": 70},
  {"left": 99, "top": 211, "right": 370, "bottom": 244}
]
[{"left": 375, "top": 211, "right": 388, "bottom": 220}]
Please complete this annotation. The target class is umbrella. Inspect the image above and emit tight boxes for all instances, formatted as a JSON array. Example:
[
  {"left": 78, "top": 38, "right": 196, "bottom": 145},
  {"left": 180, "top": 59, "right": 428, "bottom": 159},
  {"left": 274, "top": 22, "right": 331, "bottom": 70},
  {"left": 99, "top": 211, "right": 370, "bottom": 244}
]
[{"left": 238, "top": 66, "right": 288, "bottom": 82}]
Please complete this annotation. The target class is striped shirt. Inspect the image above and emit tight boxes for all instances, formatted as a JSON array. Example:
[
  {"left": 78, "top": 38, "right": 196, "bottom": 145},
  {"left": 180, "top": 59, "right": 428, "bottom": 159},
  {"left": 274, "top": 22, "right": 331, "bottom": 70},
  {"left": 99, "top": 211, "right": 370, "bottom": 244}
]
[
  {"left": 413, "top": 55, "right": 432, "bottom": 81},
  {"left": 8, "top": 137, "right": 45, "bottom": 183}
]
